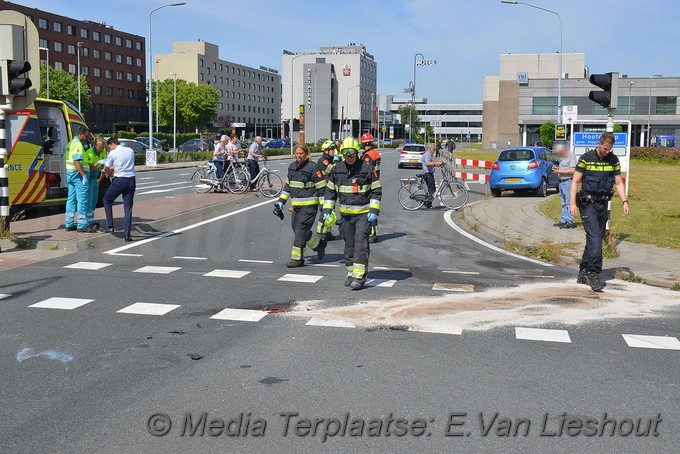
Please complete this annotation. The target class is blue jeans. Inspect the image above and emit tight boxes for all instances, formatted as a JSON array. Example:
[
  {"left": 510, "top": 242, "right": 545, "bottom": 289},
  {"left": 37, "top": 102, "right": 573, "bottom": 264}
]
[
  {"left": 103, "top": 176, "right": 136, "bottom": 237},
  {"left": 559, "top": 179, "right": 573, "bottom": 223}
]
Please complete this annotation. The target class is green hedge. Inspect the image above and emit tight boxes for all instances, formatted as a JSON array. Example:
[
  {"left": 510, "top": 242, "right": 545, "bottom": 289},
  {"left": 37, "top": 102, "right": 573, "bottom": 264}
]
[
  {"left": 134, "top": 151, "right": 214, "bottom": 165},
  {"left": 631, "top": 147, "right": 680, "bottom": 163}
]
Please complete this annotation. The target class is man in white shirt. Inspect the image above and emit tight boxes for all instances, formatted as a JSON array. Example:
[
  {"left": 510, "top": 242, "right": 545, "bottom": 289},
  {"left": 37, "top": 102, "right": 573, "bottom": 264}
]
[
  {"left": 103, "top": 137, "right": 137, "bottom": 242},
  {"left": 247, "top": 136, "right": 263, "bottom": 189}
]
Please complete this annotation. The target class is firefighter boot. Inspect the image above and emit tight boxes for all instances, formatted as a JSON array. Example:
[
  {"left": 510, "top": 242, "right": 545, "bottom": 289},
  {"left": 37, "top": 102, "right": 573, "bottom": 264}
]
[
  {"left": 286, "top": 259, "right": 304, "bottom": 268},
  {"left": 315, "top": 239, "right": 327, "bottom": 261}
]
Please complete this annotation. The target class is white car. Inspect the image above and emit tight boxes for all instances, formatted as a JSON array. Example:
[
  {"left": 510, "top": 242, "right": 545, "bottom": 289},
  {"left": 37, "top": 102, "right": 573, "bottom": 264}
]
[{"left": 398, "top": 143, "right": 426, "bottom": 168}]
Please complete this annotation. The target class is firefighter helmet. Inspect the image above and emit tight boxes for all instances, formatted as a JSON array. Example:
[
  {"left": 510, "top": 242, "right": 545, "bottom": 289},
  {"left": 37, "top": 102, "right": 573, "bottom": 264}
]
[
  {"left": 321, "top": 140, "right": 336, "bottom": 151},
  {"left": 341, "top": 137, "right": 360, "bottom": 155},
  {"left": 360, "top": 133, "right": 374, "bottom": 144}
]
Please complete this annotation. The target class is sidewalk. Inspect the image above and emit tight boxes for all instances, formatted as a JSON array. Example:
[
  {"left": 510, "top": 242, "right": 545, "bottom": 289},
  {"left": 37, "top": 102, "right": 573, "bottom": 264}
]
[{"left": 455, "top": 194, "right": 680, "bottom": 289}]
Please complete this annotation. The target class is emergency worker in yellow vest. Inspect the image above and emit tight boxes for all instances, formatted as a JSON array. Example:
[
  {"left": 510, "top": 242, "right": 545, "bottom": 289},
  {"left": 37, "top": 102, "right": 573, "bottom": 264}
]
[
  {"left": 64, "top": 127, "right": 95, "bottom": 232},
  {"left": 323, "top": 137, "right": 382, "bottom": 290},
  {"left": 83, "top": 136, "right": 107, "bottom": 228},
  {"left": 275, "top": 144, "right": 327, "bottom": 267}
]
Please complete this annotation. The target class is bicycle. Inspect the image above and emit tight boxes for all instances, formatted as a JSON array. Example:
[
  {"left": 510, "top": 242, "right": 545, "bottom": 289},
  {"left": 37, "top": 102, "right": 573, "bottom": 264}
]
[
  {"left": 242, "top": 156, "right": 283, "bottom": 198},
  {"left": 191, "top": 160, "right": 249, "bottom": 194},
  {"left": 398, "top": 165, "right": 469, "bottom": 211}
]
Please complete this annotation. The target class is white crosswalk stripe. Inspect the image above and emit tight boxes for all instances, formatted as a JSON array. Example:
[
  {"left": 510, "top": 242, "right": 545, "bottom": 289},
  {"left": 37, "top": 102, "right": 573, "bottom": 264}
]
[
  {"left": 0, "top": 294, "right": 11, "bottom": 300},
  {"left": 622, "top": 334, "right": 680, "bottom": 350},
  {"left": 210, "top": 308, "right": 268, "bottom": 322},
  {"left": 306, "top": 318, "right": 357, "bottom": 328},
  {"left": 117, "top": 302, "right": 180, "bottom": 316},
  {"left": 204, "top": 269, "right": 251, "bottom": 278},
  {"left": 515, "top": 327, "right": 572, "bottom": 343},
  {"left": 30, "top": 297, "right": 94, "bottom": 310},
  {"left": 64, "top": 262, "right": 112, "bottom": 270},
  {"left": 133, "top": 266, "right": 181, "bottom": 274},
  {"left": 364, "top": 279, "right": 396, "bottom": 288},
  {"left": 277, "top": 274, "right": 324, "bottom": 283}
]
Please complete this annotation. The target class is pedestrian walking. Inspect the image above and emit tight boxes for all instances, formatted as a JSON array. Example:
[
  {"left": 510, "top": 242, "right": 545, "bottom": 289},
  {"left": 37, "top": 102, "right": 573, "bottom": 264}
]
[
  {"left": 64, "top": 127, "right": 94, "bottom": 232},
  {"left": 83, "top": 136, "right": 107, "bottom": 228},
  {"left": 323, "top": 137, "right": 382, "bottom": 290},
  {"left": 247, "top": 136, "right": 264, "bottom": 189},
  {"left": 435, "top": 139, "right": 442, "bottom": 158},
  {"left": 103, "top": 137, "right": 137, "bottom": 242},
  {"left": 569, "top": 132, "right": 629, "bottom": 291},
  {"left": 551, "top": 141, "right": 576, "bottom": 229},
  {"left": 275, "top": 144, "right": 326, "bottom": 267}
]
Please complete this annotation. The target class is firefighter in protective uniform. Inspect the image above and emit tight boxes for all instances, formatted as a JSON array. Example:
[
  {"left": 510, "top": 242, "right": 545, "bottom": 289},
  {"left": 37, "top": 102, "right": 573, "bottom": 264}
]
[
  {"left": 315, "top": 140, "right": 341, "bottom": 240},
  {"left": 275, "top": 144, "right": 327, "bottom": 267},
  {"left": 360, "top": 133, "right": 381, "bottom": 243},
  {"left": 323, "top": 137, "right": 382, "bottom": 290}
]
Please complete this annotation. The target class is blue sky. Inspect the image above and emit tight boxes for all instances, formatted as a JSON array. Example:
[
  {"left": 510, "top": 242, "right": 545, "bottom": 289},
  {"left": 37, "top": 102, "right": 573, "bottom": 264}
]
[{"left": 12, "top": 0, "right": 680, "bottom": 103}]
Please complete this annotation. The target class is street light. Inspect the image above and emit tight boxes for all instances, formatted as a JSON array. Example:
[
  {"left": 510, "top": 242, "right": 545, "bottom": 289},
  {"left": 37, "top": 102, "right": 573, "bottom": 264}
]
[
  {"left": 39, "top": 46, "right": 49, "bottom": 99},
  {"left": 77, "top": 42, "right": 83, "bottom": 112},
  {"left": 149, "top": 2, "right": 186, "bottom": 153},
  {"left": 501, "top": 0, "right": 562, "bottom": 123},
  {"left": 647, "top": 74, "right": 663, "bottom": 147},
  {"left": 410, "top": 52, "right": 424, "bottom": 140},
  {"left": 346, "top": 84, "right": 359, "bottom": 139},
  {"left": 155, "top": 59, "right": 160, "bottom": 133},
  {"left": 171, "top": 72, "right": 177, "bottom": 159},
  {"left": 627, "top": 81, "right": 634, "bottom": 124},
  {"left": 289, "top": 53, "right": 305, "bottom": 155}
]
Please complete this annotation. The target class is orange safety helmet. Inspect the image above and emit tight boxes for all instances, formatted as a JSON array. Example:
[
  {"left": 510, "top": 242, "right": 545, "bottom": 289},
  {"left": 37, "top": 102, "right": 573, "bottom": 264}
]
[{"left": 360, "top": 133, "right": 374, "bottom": 145}]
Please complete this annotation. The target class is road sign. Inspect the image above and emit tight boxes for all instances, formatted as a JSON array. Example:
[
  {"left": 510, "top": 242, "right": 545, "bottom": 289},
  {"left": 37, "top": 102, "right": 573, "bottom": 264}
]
[
  {"left": 562, "top": 105, "right": 578, "bottom": 124},
  {"left": 145, "top": 149, "right": 157, "bottom": 167},
  {"left": 389, "top": 126, "right": 394, "bottom": 139},
  {"left": 572, "top": 133, "right": 630, "bottom": 172},
  {"left": 381, "top": 124, "right": 387, "bottom": 133},
  {"left": 555, "top": 124, "right": 567, "bottom": 141}
]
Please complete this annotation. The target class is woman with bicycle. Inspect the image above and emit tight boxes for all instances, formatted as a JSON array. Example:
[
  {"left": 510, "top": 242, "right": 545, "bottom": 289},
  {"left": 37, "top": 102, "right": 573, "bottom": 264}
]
[
  {"left": 213, "top": 135, "right": 228, "bottom": 192},
  {"left": 422, "top": 145, "right": 443, "bottom": 209}
]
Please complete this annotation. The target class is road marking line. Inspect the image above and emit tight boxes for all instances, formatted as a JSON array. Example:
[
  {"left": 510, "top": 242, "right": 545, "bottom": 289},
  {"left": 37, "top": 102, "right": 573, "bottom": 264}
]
[
  {"left": 373, "top": 266, "right": 410, "bottom": 271},
  {"left": 173, "top": 256, "right": 207, "bottom": 260},
  {"left": 138, "top": 177, "right": 155, "bottom": 180},
  {"left": 365, "top": 279, "right": 397, "bottom": 288},
  {"left": 104, "top": 199, "right": 273, "bottom": 256},
  {"left": 64, "top": 261, "right": 112, "bottom": 270},
  {"left": 137, "top": 186, "right": 193, "bottom": 195},
  {"left": 515, "top": 274, "right": 555, "bottom": 279},
  {"left": 133, "top": 266, "right": 181, "bottom": 274},
  {"left": 622, "top": 334, "right": 680, "bottom": 350},
  {"left": 204, "top": 269, "right": 251, "bottom": 278},
  {"left": 515, "top": 327, "right": 571, "bottom": 343},
  {"left": 30, "top": 297, "right": 94, "bottom": 310},
  {"left": 135, "top": 181, "right": 188, "bottom": 190},
  {"left": 306, "top": 318, "right": 356, "bottom": 328},
  {"left": 277, "top": 274, "right": 324, "bottom": 283},
  {"left": 0, "top": 294, "right": 12, "bottom": 300},
  {"left": 444, "top": 210, "right": 553, "bottom": 267},
  {"left": 432, "top": 282, "right": 475, "bottom": 292},
  {"left": 210, "top": 308, "right": 268, "bottom": 322},
  {"left": 442, "top": 270, "right": 479, "bottom": 275},
  {"left": 111, "top": 253, "right": 143, "bottom": 257},
  {"left": 311, "top": 263, "right": 341, "bottom": 268},
  {"left": 117, "top": 302, "right": 180, "bottom": 316},
  {"left": 177, "top": 173, "right": 192, "bottom": 176},
  {"left": 239, "top": 259, "right": 274, "bottom": 264},
  {"left": 410, "top": 326, "right": 463, "bottom": 335}
]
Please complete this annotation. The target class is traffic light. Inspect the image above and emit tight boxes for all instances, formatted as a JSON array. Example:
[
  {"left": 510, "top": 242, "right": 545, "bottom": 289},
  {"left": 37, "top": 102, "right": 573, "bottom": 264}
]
[
  {"left": 5, "top": 59, "right": 32, "bottom": 94},
  {"left": 589, "top": 72, "right": 618, "bottom": 109}
]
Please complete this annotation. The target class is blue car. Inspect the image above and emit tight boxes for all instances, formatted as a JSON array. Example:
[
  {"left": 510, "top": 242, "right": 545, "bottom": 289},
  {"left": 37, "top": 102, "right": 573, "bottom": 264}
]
[
  {"left": 489, "top": 147, "right": 560, "bottom": 197},
  {"left": 265, "top": 139, "right": 288, "bottom": 149}
]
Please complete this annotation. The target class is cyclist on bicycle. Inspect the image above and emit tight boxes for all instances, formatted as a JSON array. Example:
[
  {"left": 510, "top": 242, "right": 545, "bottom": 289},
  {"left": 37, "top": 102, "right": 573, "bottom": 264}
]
[
  {"left": 247, "top": 136, "right": 264, "bottom": 190},
  {"left": 360, "top": 133, "right": 381, "bottom": 243},
  {"left": 421, "top": 145, "right": 443, "bottom": 209}
]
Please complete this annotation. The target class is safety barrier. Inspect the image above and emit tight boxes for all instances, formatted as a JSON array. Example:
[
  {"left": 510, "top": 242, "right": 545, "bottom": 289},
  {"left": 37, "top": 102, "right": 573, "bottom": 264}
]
[{"left": 454, "top": 158, "right": 494, "bottom": 169}]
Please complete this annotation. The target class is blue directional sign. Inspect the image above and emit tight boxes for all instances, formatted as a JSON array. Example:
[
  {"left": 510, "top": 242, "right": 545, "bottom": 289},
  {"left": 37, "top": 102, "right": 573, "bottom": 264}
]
[{"left": 573, "top": 132, "right": 628, "bottom": 146}]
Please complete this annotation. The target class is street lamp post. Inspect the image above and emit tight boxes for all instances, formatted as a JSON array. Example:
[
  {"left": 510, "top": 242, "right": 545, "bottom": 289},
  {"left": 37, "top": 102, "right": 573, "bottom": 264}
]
[
  {"left": 77, "top": 42, "right": 83, "bottom": 112},
  {"left": 647, "top": 74, "right": 663, "bottom": 147},
  {"left": 501, "top": 1, "right": 562, "bottom": 124},
  {"left": 39, "top": 46, "right": 49, "bottom": 99},
  {"left": 171, "top": 72, "right": 177, "bottom": 159},
  {"left": 155, "top": 59, "right": 160, "bottom": 133},
  {"left": 410, "top": 52, "right": 424, "bottom": 140},
  {"left": 627, "top": 81, "right": 634, "bottom": 125},
  {"left": 149, "top": 3, "right": 186, "bottom": 153},
  {"left": 346, "top": 84, "right": 360, "bottom": 139}
]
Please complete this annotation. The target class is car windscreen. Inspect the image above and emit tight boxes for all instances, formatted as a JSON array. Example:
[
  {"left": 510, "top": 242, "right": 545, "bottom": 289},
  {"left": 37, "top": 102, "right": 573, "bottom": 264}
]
[
  {"left": 499, "top": 149, "right": 534, "bottom": 161},
  {"left": 403, "top": 145, "right": 425, "bottom": 152}
]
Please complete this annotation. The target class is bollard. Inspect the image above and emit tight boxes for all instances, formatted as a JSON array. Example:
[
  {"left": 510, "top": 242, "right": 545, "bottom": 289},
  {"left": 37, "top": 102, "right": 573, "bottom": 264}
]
[{"left": 0, "top": 111, "right": 10, "bottom": 240}]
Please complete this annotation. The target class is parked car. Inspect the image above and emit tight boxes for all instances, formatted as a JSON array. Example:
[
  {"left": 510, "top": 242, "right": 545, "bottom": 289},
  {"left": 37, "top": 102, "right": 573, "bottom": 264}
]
[
  {"left": 398, "top": 143, "right": 427, "bottom": 168},
  {"left": 489, "top": 147, "right": 560, "bottom": 197},
  {"left": 135, "top": 137, "right": 169, "bottom": 151},
  {"left": 265, "top": 138, "right": 288, "bottom": 149},
  {"left": 382, "top": 138, "right": 393, "bottom": 146},
  {"left": 116, "top": 138, "right": 152, "bottom": 154},
  {"left": 177, "top": 138, "right": 215, "bottom": 153}
]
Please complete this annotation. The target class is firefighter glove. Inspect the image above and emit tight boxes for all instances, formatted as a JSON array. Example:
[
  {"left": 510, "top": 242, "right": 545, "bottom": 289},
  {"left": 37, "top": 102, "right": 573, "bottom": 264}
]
[{"left": 367, "top": 213, "right": 378, "bottom": 223}]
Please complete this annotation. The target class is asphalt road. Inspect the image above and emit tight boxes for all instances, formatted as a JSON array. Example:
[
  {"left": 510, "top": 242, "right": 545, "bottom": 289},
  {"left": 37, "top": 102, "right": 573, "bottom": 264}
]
[{"left": 1, "top": 149, "right": 678, "bottom": 453}]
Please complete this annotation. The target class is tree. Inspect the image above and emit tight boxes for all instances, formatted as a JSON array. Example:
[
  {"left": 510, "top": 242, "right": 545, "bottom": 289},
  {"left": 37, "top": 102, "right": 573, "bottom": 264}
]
[
  {"left": 539, "top": 121, "right": 555, "bottom": 148},
  {"left": 39, "top": 64, "right": 92, "bottom": 112},
  {"left": 155, "top": 78, "right": 219, "bottom": 132},
  {"left": 398, "top": 104, "right": 420, "bottom": 140}
]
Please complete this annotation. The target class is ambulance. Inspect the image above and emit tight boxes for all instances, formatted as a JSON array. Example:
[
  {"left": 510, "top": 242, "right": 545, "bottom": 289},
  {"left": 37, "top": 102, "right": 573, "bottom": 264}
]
[{"left": 4, "top": 97, "right": 104, "bottom": 212}]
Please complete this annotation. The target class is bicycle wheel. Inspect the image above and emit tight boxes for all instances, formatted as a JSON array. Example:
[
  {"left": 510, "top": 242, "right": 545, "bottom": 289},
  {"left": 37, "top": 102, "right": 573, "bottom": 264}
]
[
  {"left": 191, "top": 167, "right": 214, "bottom": 193},
  {"left": 398, "top": 184, "right": 426, "bottom": 210},
  {"left": 257, "top": 171, "right": 283, "bottom": 198},
  {"left": 439, "top": 181, "right": 469, "bottom": 210},
  {"left": 226, "top": 169, "right": 249, "bottom": 194}
]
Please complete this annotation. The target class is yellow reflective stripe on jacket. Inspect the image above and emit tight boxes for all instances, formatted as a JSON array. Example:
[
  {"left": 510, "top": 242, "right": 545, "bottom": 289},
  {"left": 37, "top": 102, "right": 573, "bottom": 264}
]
[
  {"left": 370, "top": 181, "right": 382, "bottom": 190},
  {"left": 326, "top": 181, "right": 337, "bottom": 191},
  {"left": 323, "top": 200, "right": 336, "bottom": 210},
  {"left": 315, "top": 180, "right": 326, "bottom": 190},
  {"left": 291, "top": 196, "right": 320, "bottom": 206},
  {"left": 279, "top": 191, "right": 290, "bottom": 202},
  {"left": 339, "top": 203, "right": 370, "bottom": 214},
  {"left": 288, "top": 180, "right": 315, "bottom": 189},
  {"left": 338, "top": 184, "right": 371, "bottom": 193},
  {"left": 369, "top": 198, "right": 381, "bottom": 210}
]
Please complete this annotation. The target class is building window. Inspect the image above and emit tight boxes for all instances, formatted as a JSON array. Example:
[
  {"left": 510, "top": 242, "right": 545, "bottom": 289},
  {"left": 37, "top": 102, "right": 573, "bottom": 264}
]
[
  {"left": 115, "top": 36, "right": 122, "bottom": 46},
  {"left": 136, "top": 41, "right": 143, "bottom": 51},
  {"left": 82, "top": 47, "right": 89, "bottom": 57},
  {"left": 82, "top": 66, "right": 89, "bottom": 76},
  {"left": 127, "top": 73, "right": 133, "bottom": 81},
  {"left": 213, "top": 76, "right": 217, "bottom": 83},
  {"left": 68, "top": 64, "right": 76, "bottom": 74},
  {"left": 126, "top": 39, "right": 132, "bottom": 48},
  {"left": 117, "top": 88, "right": 124, "bottom": 97},
  {"left": 54, "top": 61, "right": 63, "bottom": 70},
  {"left": 126, "top": 56, "right": 133, "bottom": 65},
  {"left": 80, "top": 28, "right": 88, "bottom": 39},
  {"left": 93, "top": 31, "right": 100, "bottom": 41},
  {"left": 53, "top": 21, "right": 62, "bottom": 33},
  {"left": 137, "top": 74, "right": 143, "bottom": 83},
  {"left": 136, "top": 58, "right": 143, "bottom": 67},
  {"left": 94, "top": 68, "right": 101, "bottom": 77},
  {"left": 93, "top": 49, "right": 100, "bottom": 59},
  {"left": 104, "top": 34, "right": 112, "bottom": 44},
  {"left": 38, "top": 18, "right": 48, "bottom": 29},
  {"left": 105, "top": 52, "right": 112, "bottom": 61},
  {"left": 656, "top": 97, "right": 677, "bottom": 115},
  {"left": 138, "top": 90, "right": 145, "bottom": 99},
  {"left": 200, "top": 59, "right": 204, "bottom": 67},
  {"left": 116, "top": 54, "right": 123, "bottom": 64},
  {"left": 67, "top": 25, "right": 75, "bottom": 35},
  {"left": 67, "top": 44, "right": 76, "bottom": 55},
  {"left": 94, "top": 86, "right": 102, "bottom": 95},
  {"left": 105, "top": 69, "right": 112, "bottom": 79},
  {"left": 199, "top": 73, "right": 204, "bottom": 81},
  {"left": 128, "top": 89, "right": 134, "bottom": 99},
  {"left": 532, "top": 97, "right": 560, "bottom": 115},
  {"left": 116, "top": 71, "right": 123, "bottom": 80},
  {"left": 39, "top": 38, "right": 48, "bottom": 48},
  {"left": 106, "top": 87, "right": 113, "bottom": 96}
]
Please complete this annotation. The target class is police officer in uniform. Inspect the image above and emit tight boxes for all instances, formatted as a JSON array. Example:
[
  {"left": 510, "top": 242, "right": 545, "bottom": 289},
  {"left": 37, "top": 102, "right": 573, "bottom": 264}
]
[
  {"left": 64, "top": 127, "right": 94, "bottom": 232},
  {"left": 569, "top": 132, "right": 629, "bottom": 291},
  {"left": 360, "top": 133, "right": 381, "bottom": 243},
  {"left": 276, "top": 144, "right": 327, "bottom": 267},
  {"left": 324, "top": 137, "right": 382, "bottom": 290},
  {"left": 315, "top": 140, "right": 341, "bottom": 240}
]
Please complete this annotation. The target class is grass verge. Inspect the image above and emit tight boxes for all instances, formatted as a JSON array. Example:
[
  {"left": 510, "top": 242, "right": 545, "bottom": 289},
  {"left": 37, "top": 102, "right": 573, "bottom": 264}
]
[
  {"left": 614, "top": 269, "right": 644, "bottom": 283},
  {"left": 504, "top": 239, "right": 573, "bottom": 264}
]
